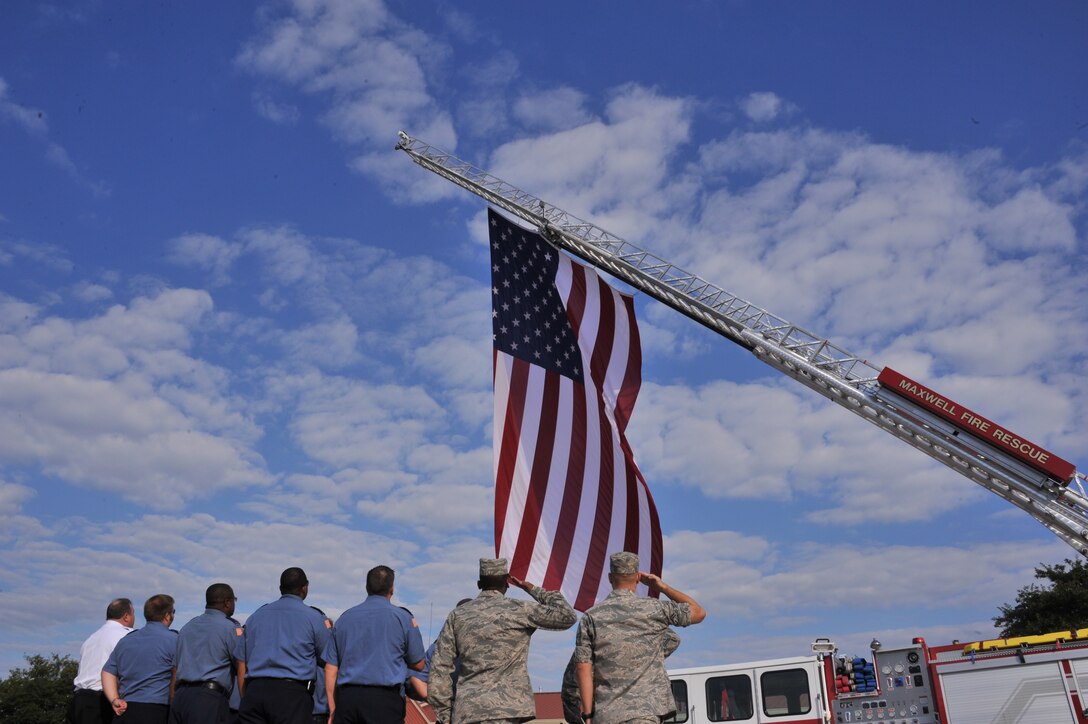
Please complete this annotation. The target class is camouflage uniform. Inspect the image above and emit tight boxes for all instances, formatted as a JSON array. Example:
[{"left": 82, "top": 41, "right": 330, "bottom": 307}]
[
  {"left": 428, "top": 558, "right": 577, "bottom": 724},
  {"left": 561, "top": 629, "right": 681, "bottom": 724},
  {"left": 573, "top": 553, "right": 694, "bottom": 724}
]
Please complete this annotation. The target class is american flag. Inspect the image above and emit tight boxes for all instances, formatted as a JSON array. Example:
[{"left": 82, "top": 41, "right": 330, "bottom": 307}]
[{"left": 489, "top": 208, "right": 662, "bottom": 611}]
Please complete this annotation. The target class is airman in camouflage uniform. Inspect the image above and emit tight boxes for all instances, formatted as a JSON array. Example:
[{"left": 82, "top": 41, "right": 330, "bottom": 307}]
[
  {"left": 561, "top": 628, "right": 681, "bottom": 724},
  {"left": 428, "top": 558, "right": 577, "bottom": 724},
  {"left": 574, "top": 552, "right": 707, "bottom": 724}
]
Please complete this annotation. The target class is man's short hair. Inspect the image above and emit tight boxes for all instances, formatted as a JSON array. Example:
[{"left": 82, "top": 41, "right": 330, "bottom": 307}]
[
  {"left": 206, "top": 583, "right": 235, "bottom": 607},
  {"left": 280, "top": 567, "right": 309, "bottom": 595},
  {"left": 143, "top": 594, "right": 175, "bottom": 622},
  {"left": 478, "top": 574, "right": 509, "bottom": 592},
  {"left": 366, "top": 565, "right": 395, "bottom": 596},
  {"left": 106, "top": 598, "right": 133, "bottom": 621}
]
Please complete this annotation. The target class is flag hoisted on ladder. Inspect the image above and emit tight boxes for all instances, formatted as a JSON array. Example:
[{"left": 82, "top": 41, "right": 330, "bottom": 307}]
[{"left": 489, "top": 207, "right": 663, "bottom": 612}]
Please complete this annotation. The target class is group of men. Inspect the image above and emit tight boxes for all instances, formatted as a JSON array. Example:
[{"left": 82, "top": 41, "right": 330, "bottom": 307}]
[{"left": 68, "top": 553, "right": 705, "bottom": 724}]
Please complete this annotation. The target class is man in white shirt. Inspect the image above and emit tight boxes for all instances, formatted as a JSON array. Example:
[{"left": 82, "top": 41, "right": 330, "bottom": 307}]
[{"left": 67, "top": 598, "right": 135, "bottom": 724}]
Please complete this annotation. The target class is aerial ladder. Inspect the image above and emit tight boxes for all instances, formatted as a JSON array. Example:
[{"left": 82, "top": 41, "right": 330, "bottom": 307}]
[{"left": 395, "top": 131, "right": 1088, "bottom": 556}]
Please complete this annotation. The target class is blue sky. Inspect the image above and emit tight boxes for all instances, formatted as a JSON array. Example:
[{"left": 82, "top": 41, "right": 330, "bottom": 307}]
[{"left": 1, "top": 0, "right": 1086, "bottom": 686}]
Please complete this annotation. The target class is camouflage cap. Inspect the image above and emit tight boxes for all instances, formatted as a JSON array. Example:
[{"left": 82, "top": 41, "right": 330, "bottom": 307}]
[
  {"left": 479, "top": 557, "right": 509, "bottom": 578},
  {"left": 609, "top": 551, "right": 639, "bottom": 575}
]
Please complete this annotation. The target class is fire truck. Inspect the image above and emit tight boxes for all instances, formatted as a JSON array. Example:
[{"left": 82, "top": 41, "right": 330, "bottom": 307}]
[{"left": 665, "top": 629, "right": 1088, "bottom": 723}]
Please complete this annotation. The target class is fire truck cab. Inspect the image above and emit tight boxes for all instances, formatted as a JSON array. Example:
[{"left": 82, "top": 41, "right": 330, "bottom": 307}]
[{"left": 667, "top": 654, "right": 829, "bottom": 724}]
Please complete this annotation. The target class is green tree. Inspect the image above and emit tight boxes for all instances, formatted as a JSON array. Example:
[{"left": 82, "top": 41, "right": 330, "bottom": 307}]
[
  {"left": 994, "top": 558, "right": 1088, "bottom": 637},
  {"left": 0, "top": 653, "right": 78, "bottom": 724}
]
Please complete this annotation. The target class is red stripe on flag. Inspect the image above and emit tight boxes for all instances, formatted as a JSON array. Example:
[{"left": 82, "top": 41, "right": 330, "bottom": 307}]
[
  {"left": 510, "top": 370, "right": 561, "bottom": 577},
  {"left": 494, "top": 357, "right": 530, "bottom": 552},
  {"left": 574, "top": 393, "right": 615, "bottom": 611},
  {"left": 614, "top": 293, "right": 641, "bottom": 433},
  {"left": 542, "top": 379, "right": 587, "bottom": 591},
  {"left": 588, "top": 273, "right": 617, "bottom": 387}
]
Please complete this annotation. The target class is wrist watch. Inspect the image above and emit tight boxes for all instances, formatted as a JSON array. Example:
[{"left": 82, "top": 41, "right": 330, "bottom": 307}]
[{"left": 581, "top": 710, "right": 594, "bottom": 721}]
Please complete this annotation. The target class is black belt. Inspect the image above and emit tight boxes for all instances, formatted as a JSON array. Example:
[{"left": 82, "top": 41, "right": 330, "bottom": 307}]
[
  {"left": 178, "top": 680, "right": 228, "bottom": 696},
  {"left": 338, "top": 683, "right": 400, "bottom": 690},
  {"left": 248, "top": 677, "right": 315, "bottom": 693}
]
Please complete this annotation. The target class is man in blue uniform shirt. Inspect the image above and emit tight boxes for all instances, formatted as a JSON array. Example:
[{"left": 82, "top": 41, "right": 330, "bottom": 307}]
[
  {"left": 323, "top": 565, "right": 425, "bottom": 724},
  {"left": 309, "top": 606, "right": 333, "bottom": 724},
  {"left": 171, "top": 583, "right": 242, "bottom": 724},
  {"left": 236, "top": 568, "right": 331, "bottom": 724},
  {"left": 102, "top": 594, "right": 178, "bottom": 724}
]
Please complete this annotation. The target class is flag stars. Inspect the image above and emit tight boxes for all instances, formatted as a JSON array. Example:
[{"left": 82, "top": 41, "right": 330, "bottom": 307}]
[{"left": 489, "top": 214, "right": 584, "bottom": 382}]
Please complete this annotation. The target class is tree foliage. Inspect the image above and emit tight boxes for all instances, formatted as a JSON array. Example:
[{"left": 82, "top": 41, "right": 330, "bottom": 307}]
[
  {"left": 994, "top": 558, "right": 1088, "bottom": 637},
  {"left": 0, "top": 653, "right": 77, "bottom": 724}
]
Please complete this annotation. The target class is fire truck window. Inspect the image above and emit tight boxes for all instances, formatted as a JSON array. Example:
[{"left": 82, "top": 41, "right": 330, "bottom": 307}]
[
  {"left": 704, "top": 675, "right": 753, "bottom": 721},
  {"left": 760, "top": 669, "right": 811, "bottom": 717},
  {"left": 664, "top": 680, "right": 688, "bottom": 723}
]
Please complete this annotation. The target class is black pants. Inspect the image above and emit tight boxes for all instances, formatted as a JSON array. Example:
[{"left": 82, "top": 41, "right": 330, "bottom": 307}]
[
  {"left": 237, "top": 678, "right": 312, "bottom": 724},
  {"left": 113, "top": 702, "right": 169, "bottom": 724},
  {"left": 334, "top": 685, "right": 403, "bottom": 724},
  {"left": 68, "top": 689, "right": 114, "bottom": 724},
  {"left": 170, "top": 685, "right": 230, "bottom": 724}
]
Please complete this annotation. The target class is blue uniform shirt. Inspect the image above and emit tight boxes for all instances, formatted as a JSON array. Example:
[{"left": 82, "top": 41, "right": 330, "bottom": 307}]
[
  {"left": 103, "top": 622, "right": 177, "bottom": 704},
  {"left": 236, "top": 594, "right": 330, "bottom": 680},
  {"left": 175, "top": 608, "right": 242, "bottom": 690},
  {"left": 311, "top": 608, "right": 333, "bottom": 715},
  {"left": 322, "top": 596, "right": 424, "bottom": 686},
  {"left": 413, "top": 641, "right": 436, "bottom": 684}
]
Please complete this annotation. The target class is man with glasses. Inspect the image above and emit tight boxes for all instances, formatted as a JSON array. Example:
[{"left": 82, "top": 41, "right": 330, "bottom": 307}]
[
  {"left": 171, "top": 583, "right": 242, "bottom": 724},
  {"left": 102, "top": 594, "right": 178, "bottom": 724}
]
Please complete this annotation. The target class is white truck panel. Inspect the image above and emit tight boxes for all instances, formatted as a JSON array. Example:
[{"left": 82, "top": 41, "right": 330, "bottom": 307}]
[{"left": 939, "top": 662, "right": 1075, "bottom": 724}]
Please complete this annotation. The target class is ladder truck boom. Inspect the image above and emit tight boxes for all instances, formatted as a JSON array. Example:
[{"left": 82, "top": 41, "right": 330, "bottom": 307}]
[{"left": 395, "top": 130, "right": 1088, "bottom": 555}]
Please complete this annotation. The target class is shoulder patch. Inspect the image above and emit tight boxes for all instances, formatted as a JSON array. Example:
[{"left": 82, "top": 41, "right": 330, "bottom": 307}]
[{"left": 324, "top": 619, "right": 333, "bottom": 629}]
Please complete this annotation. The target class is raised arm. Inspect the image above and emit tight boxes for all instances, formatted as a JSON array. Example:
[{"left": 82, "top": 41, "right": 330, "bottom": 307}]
[
  {"left": 639, "top": 572, "right": 706, "bottom": 624},
  {"left": 510, "top": 576, "right": 577, "bottom": 630}
]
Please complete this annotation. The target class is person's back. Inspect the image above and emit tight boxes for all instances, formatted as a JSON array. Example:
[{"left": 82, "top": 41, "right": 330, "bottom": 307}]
[
  {"left": 322, "top": 566, "right": 425, "bottom": 724},
  {"left": 102, "top": 594, "right": 178, "bottom": 724},
  {"left": 428, "top": 558, "right": 576, "bottom": 724},
  {"left": 560, "top": 629, "right": 680, "bottom": 724},
  {"left": 574, "top": 553, "right": 706, "bottom": 724},
  {"left": 172, "top": 583, "right": 241, "bottom": 724},
  {"left": 68, "top": 598, "right": 135, "bottom": 724},
  {"left": 236, "top": 567, "right": 330, "bottom": 724},
  {"left": 444, "top": 593, "right": 538, "bottom": 696}
]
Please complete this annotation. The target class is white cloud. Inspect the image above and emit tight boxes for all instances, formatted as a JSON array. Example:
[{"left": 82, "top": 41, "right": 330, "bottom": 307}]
[
  {"left": 238, "top": 0, "right": 457, "bottom": 195},
  {"left": 739, "top": 91, "right": 794, "bottom": 122},
  {"left": 168, "top": 233, "right": 245, "bottom": 286},
  {"left": 0, "top": 77, "right": 108, "bottom": 194},
  {"left": 513, "top": 87, "right": 591, "bottom": 132},
  {"left": 0, "top": 289, "right": 271, "bottom": 508},
  {"left": 489, "top": 85, "right": 695, "bottom": 239},
  {"left": 629, "top": 378, "right": 990, "bottom": 523},
  {"left": 0, "top": 77, "right": 48, "bottom": 135},
  {"left": 71, "top": 281, "right": 113, "bottom": 303},
  {"left": 663, "top": 528, "right": 1066, "bottom": 622},
  {"left": 252, "top": 91, "right": 301, "bottom": 125}
]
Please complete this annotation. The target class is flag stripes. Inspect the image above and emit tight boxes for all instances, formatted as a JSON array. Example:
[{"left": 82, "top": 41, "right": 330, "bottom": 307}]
[{"left": 489, "top": 208, "right": 661, "bottom": 611}]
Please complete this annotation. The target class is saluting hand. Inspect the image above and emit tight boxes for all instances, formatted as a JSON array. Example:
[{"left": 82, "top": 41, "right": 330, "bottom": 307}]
[
  {"left": 508, "top": 574, "right": 535, "bottom": 592},
  {"left": 638, "top": 572, "right": 666, "bottom": 593}
]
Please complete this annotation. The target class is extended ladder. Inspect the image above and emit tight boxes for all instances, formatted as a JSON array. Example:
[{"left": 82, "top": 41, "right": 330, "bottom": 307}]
[{"left": 396, "top": 131, "right": 1088, "bottom": 555}]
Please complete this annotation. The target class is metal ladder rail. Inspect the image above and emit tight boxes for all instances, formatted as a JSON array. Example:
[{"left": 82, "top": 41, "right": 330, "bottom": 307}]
[{"left": 395, "top": 131, "right": 1088, "bottom": 555}]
